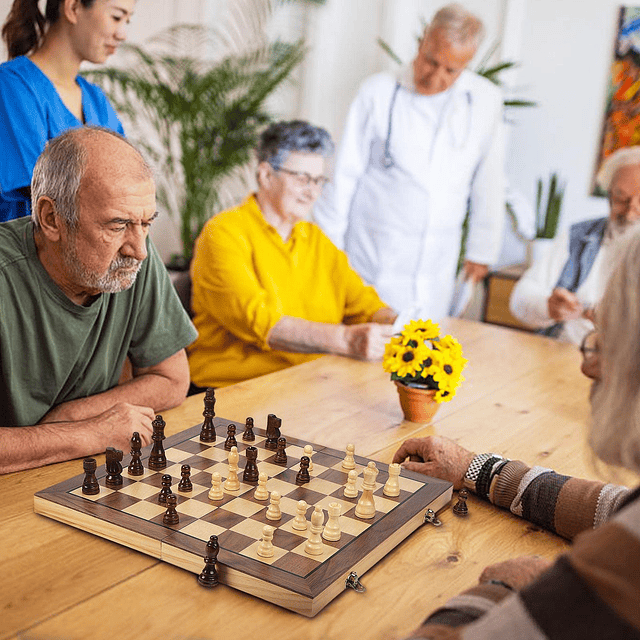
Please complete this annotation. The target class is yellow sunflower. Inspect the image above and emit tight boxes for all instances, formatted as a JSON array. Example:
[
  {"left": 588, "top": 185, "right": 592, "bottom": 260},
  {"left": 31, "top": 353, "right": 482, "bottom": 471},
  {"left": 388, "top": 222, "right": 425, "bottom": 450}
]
[
  {"left": 401, "top": 319, "right": 440, "bottom": 342},
  {"left": 394, "top": 342, "right": 430, "bottom": 378},
  {"left": 419, "top": 348, "right": 444, "bottom": 380}
]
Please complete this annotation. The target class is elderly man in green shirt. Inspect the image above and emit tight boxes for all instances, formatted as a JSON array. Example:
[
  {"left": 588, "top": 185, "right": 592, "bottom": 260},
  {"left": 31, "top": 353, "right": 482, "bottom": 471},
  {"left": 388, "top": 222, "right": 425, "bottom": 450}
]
[{"left": 0, "top": 127, "right": 197, "bottom": 474}]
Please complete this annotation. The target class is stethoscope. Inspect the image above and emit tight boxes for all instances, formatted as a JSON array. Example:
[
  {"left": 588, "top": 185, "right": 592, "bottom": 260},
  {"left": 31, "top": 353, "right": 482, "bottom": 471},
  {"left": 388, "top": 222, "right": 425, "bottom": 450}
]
[{"left": 381, "top": 82, "right": 473, "bottom": 169}]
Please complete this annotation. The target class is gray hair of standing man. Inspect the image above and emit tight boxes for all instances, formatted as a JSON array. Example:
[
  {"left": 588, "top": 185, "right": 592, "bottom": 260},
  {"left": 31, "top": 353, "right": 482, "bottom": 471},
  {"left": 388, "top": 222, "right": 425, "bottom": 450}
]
[
  {"left": 589, "top": 225, "right": 640, "bottom": 473},
  {"left": 31, "top": 126, "right": 152, "bottom": 231},
  {"left": 426, "top": 3, "right": 485, "bottom": 48},
  {"left": 257, "top": 120, "right": 334, "bottom": 170},
  {"left": 595, "top": 146, "right": 640, "bottom": 191}
]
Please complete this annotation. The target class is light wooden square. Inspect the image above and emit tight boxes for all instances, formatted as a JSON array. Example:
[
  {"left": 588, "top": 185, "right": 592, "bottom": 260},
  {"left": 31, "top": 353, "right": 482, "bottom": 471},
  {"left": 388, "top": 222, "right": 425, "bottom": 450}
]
[
  {"left": 289, "top": 540, "right": 338, "bottom": 561},
  {"left": 123, "top": 467, "right": 155, "bottom": 480},
  {"left": 230, "top": 516, "right": 270, "bottom": 539},
  {"left": 340, "top": 516, "right": 371, "bottom": 536},
  {"left": 118, "top": 482, "right": 160, "bottom": 500},
  {"left": 70, "top": 486, "right": 114, "bottom": 501},
  {"left": 123, "top": 501, "right": 166, "bottom": 519},
  {"left": 180, "top": 519, "right": 226, "bottom": 542},
  {"left": 398, "top": 476, "right": 426, "bottom": 492},
  {"left": 176, "top": 499, "right": 217, "bottom": 519},
  {"left": 306, "top": 478, "right": 342, "bottom": 495},
  {"left": 219, "top": 497, "right": 264, "bottom": 517},
  {"left": 165, "top": 448, "right": 193, "bottom": 463},
  {"left": 240, "top": 540, "right": 288, "bottom": 565}
]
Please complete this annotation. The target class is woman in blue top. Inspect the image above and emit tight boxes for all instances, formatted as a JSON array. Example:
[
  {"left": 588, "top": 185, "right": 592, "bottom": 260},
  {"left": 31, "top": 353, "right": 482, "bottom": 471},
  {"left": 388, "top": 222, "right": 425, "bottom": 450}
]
[{"left": 0, "top": 0, "right": 135, "bottom": 222}]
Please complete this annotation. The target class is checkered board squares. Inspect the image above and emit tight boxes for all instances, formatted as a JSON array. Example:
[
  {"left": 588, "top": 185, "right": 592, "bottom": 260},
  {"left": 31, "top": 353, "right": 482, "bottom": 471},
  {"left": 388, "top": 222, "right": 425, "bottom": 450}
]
[{"left": 35, "top": 417, "right": 452, "bottom": 617}]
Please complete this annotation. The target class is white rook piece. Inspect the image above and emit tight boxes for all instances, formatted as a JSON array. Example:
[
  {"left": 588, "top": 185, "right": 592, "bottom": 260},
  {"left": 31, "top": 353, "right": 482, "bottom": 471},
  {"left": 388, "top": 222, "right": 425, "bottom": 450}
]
[
  {"left": 344, "top": 469, "right": 358, "bottom": 498},
  {"left": 208, "top": 471, "right": 223, "bottom": 500},
  {"left": 224, "top": 446, "right": 240, "bottom": 491},
  {"left": 322, "top": 502, "right": 342, "bottom": 541},
  {"left": 292, "top": 500, "right": 309, "bottom": 531},
  {"left": 383, "top": 463, "right": 401, "bottom": 497},
  {"left": 254, "top": 472, "right": 269, "bottom": 500},
  {"left": 257, "top": 525, "right": 275, "bottom": 558},
  {"left": 355, "top": 462, "right": 378, "bottom": 519},
  {"left": 342, "top": 444, "right": 356, "bottom": 470},
  {"left": 303, "top": 444, "right": 314, "bottom": 471},
  {"left": 305, "top": 506, "right": 324, "bottom": 555},
  {"left": 266, "top": 491, "right": 282, "bottom": 521}
]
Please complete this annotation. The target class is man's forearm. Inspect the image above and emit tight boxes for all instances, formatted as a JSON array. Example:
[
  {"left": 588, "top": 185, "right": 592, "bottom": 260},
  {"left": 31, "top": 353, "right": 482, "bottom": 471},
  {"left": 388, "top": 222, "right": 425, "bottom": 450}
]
[
  {"left": 267, "top": 316, "right": 349, "bottom": 355},
  {"left": 370, "top": 306, "right": 397, "bottom": 324}
]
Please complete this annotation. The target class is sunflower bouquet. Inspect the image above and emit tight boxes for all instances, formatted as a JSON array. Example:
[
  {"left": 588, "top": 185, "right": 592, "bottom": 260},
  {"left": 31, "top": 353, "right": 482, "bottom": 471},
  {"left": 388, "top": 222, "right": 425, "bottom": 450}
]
[{"left": 382, "top": 319, "right": 468, "bottom": 403}]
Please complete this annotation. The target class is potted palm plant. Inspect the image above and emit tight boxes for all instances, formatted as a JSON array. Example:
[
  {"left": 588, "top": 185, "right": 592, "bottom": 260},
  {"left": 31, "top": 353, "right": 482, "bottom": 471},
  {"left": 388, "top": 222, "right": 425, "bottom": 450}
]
[{"left": 85, "top": 22, "right": 305, "bottom": 268}]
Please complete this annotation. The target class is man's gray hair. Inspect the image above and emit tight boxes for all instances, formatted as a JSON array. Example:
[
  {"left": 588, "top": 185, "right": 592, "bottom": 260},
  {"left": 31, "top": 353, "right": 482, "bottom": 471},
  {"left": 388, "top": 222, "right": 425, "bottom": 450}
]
[
  {"left": 595, "top": 146, "right": 640, "bottom": 191},
  {"left": 257, "top": 120, "right": 334, "bottom": 169},
  {"left": 31, "top": 126, "right": 151, "bottom": 230},
  {"left": 589, "top": 225, "right": 640, "bottom": 474},
  {"left": 427, "top": 3, "right": 484, "bottom": 48}
]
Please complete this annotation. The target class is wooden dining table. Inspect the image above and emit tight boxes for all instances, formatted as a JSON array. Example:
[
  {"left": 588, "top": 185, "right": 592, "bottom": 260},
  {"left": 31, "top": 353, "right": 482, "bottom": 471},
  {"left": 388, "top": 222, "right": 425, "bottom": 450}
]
[{"left": 3, "top": 318, "right": 638, "bottom": 640}]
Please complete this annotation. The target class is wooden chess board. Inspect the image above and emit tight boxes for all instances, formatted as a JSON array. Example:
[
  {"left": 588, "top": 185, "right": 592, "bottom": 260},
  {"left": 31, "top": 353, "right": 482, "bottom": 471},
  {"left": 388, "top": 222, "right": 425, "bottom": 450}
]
[{"left": 34, "top": 417, "right": 452, "bottom": 616}]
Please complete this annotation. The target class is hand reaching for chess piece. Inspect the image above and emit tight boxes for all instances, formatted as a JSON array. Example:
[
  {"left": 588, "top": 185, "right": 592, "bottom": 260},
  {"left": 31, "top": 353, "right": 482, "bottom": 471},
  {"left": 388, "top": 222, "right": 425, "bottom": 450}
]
[{"left": 392, "top": 436, "right": 475, "bottom": 489}]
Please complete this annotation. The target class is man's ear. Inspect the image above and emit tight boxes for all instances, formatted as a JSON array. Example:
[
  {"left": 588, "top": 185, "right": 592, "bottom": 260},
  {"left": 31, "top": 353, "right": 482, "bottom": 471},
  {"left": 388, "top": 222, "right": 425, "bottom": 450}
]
[
  {"left": 36, "top": 197, "right": 64, "bottom": 242},
  {"left": 62, "top": 0, "right": 82, "bottom": 25},
  {"left": 257, "top": 161, "right": 274, "bottom": 190}
]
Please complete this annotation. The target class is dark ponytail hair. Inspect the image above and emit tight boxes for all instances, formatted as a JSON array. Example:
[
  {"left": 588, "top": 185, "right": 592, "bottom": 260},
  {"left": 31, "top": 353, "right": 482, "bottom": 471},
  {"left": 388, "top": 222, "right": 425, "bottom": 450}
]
[{"left": 2, "top": 0, "right": 95, "bottom": 59}]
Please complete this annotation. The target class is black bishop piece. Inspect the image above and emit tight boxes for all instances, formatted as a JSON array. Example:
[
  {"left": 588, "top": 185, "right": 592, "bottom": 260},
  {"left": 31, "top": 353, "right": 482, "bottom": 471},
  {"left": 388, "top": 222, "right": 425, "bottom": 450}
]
[{"left": 127, "top": 431, "right": 144, "bottom": 476}]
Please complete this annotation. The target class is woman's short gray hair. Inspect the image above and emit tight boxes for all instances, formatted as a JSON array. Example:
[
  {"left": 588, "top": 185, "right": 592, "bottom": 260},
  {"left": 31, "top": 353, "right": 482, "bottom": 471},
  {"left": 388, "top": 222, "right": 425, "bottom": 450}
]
[
  {"left": 31, "top": 126, "right": 151, "bottom": 231},
  {"left": 596, "top": 146, "right": 640, "bottom": 191},
  {"left": 257, "top": 120, "right": 334, "bottom": 169},
  {"left": 427, "top": 3, "right": 484, "bottom": 48},
  {"left": 589, "top": 226, "right": 640, "bottom": 473}
]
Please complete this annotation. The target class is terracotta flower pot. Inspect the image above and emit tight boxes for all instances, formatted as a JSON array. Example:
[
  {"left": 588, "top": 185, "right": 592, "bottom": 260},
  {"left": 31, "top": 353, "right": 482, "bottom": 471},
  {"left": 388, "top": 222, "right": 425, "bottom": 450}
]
[{"left": 394, "top": 381, "right": 440, "bottom": 423}]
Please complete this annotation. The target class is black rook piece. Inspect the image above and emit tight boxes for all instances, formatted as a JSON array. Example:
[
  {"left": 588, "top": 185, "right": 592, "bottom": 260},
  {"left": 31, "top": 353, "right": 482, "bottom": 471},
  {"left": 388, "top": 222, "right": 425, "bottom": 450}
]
[
  {"left": 127, "top": 431, "right": 144, "bottom": 476},
  {"left": 198, "top": 535, "right": 220, "bottom": 588},
  {"left": 148, "top": 415, "right": 167, "bottom": 470},
  {"left": 178, "top": 464, "right": 193, "bottom": 492},
  {"left": 224, "top": 424, "right": 237, "bottom": 451},
  {"left": 274, "top": 437, "right": 287, "bottom": 465},
  {"left": 265, "top": 414, "right": 281, "bottom": 450},
  {"left": 105, "top": 447, "right": 124, "bottom": 488},
  {"left": 242, "top": 417, "right": 255, "bottom": 441},
  {"left": 158, "top": 474, "right": 173, "bottom": 505},
  {"left": 296, "top": 456, "right": 311, "bottom": 485},
  {"left": 163, "top": 494, "right": 180, "bottom": 525},
  {"left": 81, "top": 457, "right": 100, "bottom": 495},
  {"left": 200, "top": 388, "right": 217, "bottom": 443},
  {"left": 242, "top": 446, "right": 259, "bottom": 484}
]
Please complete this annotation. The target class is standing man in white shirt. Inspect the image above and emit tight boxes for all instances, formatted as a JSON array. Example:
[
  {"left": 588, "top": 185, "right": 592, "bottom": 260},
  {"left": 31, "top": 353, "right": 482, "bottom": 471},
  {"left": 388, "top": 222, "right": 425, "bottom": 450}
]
[{"left": 314, "top": 3, "right": 505, "bottom": 322}]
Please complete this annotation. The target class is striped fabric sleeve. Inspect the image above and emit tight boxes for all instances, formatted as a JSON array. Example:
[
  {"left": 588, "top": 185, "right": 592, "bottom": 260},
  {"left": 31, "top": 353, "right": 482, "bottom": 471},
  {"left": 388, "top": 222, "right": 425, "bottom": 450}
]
[
  {"left": 405, "top": 496, "right": 640, "bottom": 640},
  {"left": 463, "top": 453, "right": 630, "bottom": 540}
]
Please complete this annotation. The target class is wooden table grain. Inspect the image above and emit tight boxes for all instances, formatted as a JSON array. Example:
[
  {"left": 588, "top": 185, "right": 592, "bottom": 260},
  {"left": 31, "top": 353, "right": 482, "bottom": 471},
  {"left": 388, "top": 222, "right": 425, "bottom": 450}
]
[{"left": 2, "top": 318, "right": 637, "bottom": 640}]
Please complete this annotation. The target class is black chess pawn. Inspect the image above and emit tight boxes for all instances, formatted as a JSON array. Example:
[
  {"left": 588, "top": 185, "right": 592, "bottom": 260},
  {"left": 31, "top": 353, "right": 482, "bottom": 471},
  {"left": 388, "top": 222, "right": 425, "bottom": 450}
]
[
  {"left": 163, "top": 494, "right": 180, "bottom": 525},
  {"left": 296, "top": 456, "right": 311, "bottom": 485},
  {"left": 148, "top": 415, "right": 167, "bottom": 470},
  {"left": 178, "top": 464, "right": 193, "bottom": 492},
  {"left": 82, "top": 457, "right": 100, "bottom": 495},
  {"left": 158, "top": 474, "right": 173, "bottom": 505},
  {"left": 242, "top": 446, "right": 259, "bottom": 484},
  {"left": 200, "top": 388, "right": 217, "bottom": 443},
  {"left": 452, "top": 489, "right": 469, "bottom": 517},
  {"left": 274, "top": 436, "right": 287, "bottom": 465},
  {"left": 198, "top": 535, "right": 219, "bottom": 588},
  {"left": 105, "top": 447, "right": 124, "bottom": 488},
  {"left": 242, "top": 417, "right": 255, "bottom": 442},
  {"left": 265, "top": 414, "right": 281, "bottom": 450},
  {"left": 127, "top": 431, "right": 144, "bottom": 476},
  {"left": 224, "top": 424, "right": 237, "bottom": 451}
]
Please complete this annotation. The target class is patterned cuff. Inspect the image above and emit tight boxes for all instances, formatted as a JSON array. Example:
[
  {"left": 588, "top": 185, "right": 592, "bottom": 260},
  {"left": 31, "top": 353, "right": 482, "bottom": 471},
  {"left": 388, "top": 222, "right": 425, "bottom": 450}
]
[{"left": 464, "top": 453, "right": 506, "bottom": 499}]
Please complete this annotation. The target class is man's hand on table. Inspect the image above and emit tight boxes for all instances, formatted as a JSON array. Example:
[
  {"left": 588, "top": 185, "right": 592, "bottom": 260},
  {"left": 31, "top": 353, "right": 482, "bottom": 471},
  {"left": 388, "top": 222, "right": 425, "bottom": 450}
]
[
  {"left": 392, "top": 436, "right": 475, "bottom": 489},
  {"left": 547, "top": 287, "right": 584, "bottom": 322},
  {"left": 344, "top": 323, "right": 395, "bottom": 361},
  {"left": 479, "top": 555, "right": 553, "bottom": 591}
]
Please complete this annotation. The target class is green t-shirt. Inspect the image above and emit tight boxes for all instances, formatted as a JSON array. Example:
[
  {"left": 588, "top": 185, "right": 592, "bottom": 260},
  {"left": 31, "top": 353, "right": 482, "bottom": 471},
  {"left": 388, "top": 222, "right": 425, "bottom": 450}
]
[{"left": 0, "top": 217, "right": 198, "bottom": 426}]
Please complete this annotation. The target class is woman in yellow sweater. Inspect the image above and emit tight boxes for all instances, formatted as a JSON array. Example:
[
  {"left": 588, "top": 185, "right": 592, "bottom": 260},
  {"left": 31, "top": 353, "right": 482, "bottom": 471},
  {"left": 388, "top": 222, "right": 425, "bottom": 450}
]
[{"left": 188, "top": 120, "right": 397, "bottom": 389}]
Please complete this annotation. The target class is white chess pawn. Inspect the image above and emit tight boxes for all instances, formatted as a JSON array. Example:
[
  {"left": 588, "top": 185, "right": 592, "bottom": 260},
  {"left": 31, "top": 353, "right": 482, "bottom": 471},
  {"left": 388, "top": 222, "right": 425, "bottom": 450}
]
[
  {"left": 292, "top": 500, "right": 309, "bottom": 531},
  {"left": 355, "top": 463, "right": 377, "bottom": 519},
  {"left": 254, "top": 472, "right": 269, "bottom": 500},
  {"left": 208, "top": 471, "right": 224, "bottom": 500},
  {"left": 266, "top": 491, "right": 282, "bottom": 521},
  {"left": 257, "top": 525, "right": 275, "bottom": 558},
  {"left": 383, "top": 463, "right": 401, "bottom": 497},
  {"left": 342, "top": 443, "right": 356, "bottom": 470},
  {"left": 322, "top": 502, "right": 342, "bottom": 541},
  {"left": 304, "top": 506, "right": 324, "bottom": 556},
  {"left": 344, "top": 469, "right": 358, "bottom": 498},
  {"left": 224, "top": 446, "right": 240, "bottom": 491},
  {"left": 303, "top": 444, "right": 314, "bottom": 471}
]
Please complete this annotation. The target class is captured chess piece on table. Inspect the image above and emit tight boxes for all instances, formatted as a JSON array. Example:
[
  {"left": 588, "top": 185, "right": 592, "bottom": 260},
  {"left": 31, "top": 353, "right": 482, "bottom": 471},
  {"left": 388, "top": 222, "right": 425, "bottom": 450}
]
[{"left": 453, "top": 489, "right": 469, "bottom": 516}]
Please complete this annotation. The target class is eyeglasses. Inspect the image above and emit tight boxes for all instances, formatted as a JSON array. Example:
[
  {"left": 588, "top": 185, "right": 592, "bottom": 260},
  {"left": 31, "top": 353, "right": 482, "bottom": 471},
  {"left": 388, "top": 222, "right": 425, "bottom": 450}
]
[
  {"left": 273, "top": 167, "right": 329, "bottom": 189},
  {"left": 579, "top": 330, "right": 599, "bottom": 359}
]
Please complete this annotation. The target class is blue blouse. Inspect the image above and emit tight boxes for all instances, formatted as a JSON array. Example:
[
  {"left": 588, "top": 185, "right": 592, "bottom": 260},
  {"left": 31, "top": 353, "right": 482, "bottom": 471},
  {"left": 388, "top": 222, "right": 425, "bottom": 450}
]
[{"left": 0, "top": 56, "right": 124, "bottom": 222}]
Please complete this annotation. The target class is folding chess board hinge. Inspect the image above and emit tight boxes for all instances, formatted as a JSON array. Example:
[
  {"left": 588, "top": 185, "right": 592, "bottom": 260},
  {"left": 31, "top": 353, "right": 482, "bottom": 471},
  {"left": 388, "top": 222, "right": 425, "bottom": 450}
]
[
  {"left": 423, "top": 509, "right": 442, "bottom": 526},
  {"left": 345, "top": 571, "right": 366, "bottom": 593}
]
